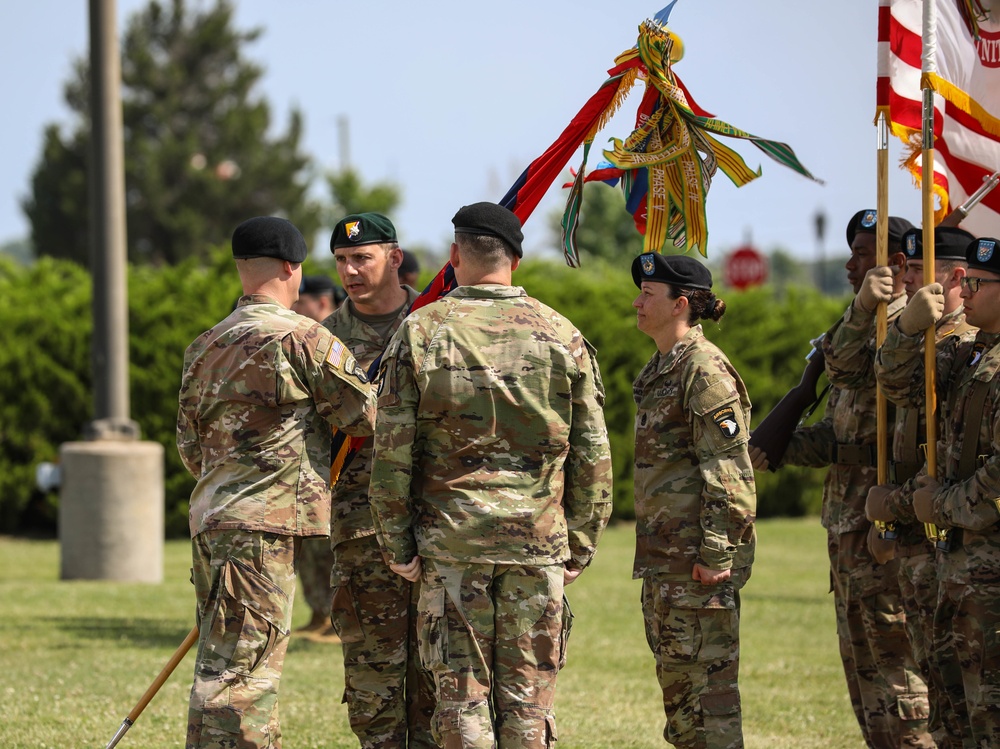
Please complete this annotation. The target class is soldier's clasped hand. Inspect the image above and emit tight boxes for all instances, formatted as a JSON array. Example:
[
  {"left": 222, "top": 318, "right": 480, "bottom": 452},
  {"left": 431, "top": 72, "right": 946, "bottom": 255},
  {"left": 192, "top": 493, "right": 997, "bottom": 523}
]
[
  {"left": 898, "top": 283, "right": 945, "bottom": 336},
  {"left": 857, "top": 266, "right": 896, "bottom": 313}
]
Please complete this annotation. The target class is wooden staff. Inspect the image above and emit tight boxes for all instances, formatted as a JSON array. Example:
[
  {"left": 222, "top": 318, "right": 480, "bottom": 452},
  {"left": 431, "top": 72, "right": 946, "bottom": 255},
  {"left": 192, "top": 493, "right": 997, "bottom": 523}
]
[
  {"left": 920, "top": 85, "right": 940, "bottom": 543},
  {"left": 921, "top": 0, "right": 940, "bottom": 542},
  {"left": 875, "top": 112, "right": 892, "bottom": 538},
  {"left": 104, "top": 626, "right": 199, "bottom": 749}
]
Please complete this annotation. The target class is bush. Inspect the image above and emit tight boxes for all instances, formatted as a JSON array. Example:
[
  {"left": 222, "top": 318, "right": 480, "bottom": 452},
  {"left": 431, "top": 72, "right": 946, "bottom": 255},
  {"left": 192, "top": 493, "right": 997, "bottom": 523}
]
[
  {"left": 0, "top": 253, "right": 846, "bottom": 536},
  {"left": 516, "top": 258, "right": 846, "bottom": 519}
]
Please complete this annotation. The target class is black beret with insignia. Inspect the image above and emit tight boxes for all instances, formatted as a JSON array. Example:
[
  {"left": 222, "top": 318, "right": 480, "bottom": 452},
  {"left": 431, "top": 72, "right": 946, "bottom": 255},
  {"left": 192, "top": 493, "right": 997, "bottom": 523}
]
[
  {"left": 330, "top": 212, "right": 397, "bottom": 251},
  {"left": 901, "top": 226, "right": 974, "bottom": 262},
  {"left": 232, "top": 216, "right": 308, "bottom": 263},
  {"left": 845, "top": 209, "right": 915, "bottom": 248},
  {"left": 452, "top": 202, "right": 524, "bottom": 258},
  {"left": 966, "top": 236, "right": 1000, "bottom": 274},
  {"left": 631, "top": 253, "right": 712, "bottom": 290},
  {"left": 299, "top": 275, "right": 337, "bottom": 296}
]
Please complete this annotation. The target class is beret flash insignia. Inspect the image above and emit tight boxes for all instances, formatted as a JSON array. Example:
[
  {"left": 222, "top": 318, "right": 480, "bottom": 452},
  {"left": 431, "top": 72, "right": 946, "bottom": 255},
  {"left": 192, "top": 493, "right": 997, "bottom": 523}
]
[
  {"left": 861, "top": 210, "right": 877, "bottom": 229},
  {"left": 346, "top": 220, "right": 361, "bottom": 240},
  {"left": 977, "top": 239, "right": 996, "bottom": 263},
  {"left": 905, "top": 234, "right": 917, "bottom": 256},
  {"left": 641, "top": 253, "right": 656, "bottom": 276}
]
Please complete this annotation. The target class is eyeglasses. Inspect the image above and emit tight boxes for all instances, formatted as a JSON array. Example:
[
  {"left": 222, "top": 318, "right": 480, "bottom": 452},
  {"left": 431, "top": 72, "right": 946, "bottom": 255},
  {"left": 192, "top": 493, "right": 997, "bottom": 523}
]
[{"left": 960, "top": 276, "right": 1000, "bottom": 293}]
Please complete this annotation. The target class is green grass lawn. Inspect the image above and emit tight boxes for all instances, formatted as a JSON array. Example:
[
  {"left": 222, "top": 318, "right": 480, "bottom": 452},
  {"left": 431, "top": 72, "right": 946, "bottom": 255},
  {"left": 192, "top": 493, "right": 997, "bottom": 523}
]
[{"left": 0, "top": 519, "right": 864, "bottom": 748}]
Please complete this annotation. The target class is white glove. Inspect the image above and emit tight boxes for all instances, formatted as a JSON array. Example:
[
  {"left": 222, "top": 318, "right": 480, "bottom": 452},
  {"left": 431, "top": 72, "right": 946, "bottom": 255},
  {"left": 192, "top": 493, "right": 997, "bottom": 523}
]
[
  {"left": 898, "top": 283, "right": 945, "bottom": 336},
  {"left": 857, "top": 266, "right": 895, "bottom": 313}
]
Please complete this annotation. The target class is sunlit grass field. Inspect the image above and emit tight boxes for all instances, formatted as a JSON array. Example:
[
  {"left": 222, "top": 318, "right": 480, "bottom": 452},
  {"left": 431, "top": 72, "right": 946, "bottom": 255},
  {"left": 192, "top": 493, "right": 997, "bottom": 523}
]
[{"left": 1, "top": 519, "right": 865, "bottom": 748}]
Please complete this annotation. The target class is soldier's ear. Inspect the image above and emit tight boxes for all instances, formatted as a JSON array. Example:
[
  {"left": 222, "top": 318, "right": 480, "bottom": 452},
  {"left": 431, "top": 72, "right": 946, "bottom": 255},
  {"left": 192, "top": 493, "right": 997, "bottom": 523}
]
[{"left": 673, "top": 294, "right": 689, "bottom": 317}]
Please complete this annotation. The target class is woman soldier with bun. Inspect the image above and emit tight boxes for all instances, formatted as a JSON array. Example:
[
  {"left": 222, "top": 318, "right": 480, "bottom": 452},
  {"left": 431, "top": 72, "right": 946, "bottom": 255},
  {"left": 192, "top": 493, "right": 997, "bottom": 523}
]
[{"left": 630, "top": 252, "right": 756, "bottom": 749}]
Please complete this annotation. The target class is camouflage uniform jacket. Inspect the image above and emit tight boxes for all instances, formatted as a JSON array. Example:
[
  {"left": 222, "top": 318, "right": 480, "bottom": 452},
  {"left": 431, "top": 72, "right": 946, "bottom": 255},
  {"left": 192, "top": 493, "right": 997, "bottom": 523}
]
[
  {"left": 873, "top": 308, "right": 975, "bottom": 525},
  {"left": 322, "top": 287, "right": 419, "bottom": 549},
  {"left": 877, "top": 322, "right": 1000, "bottom": 584},
  {"left": 783, "top": 294, "right": 906, "bottom": 534},
  {"left": 369, "top": 284, "right": 613, "bottom": 568},
  {"left": 632, "top": 325, "right": 756, "bottom": 578},
  {"left": 178, "top": 294, "right": 376, "bottom": 538}
]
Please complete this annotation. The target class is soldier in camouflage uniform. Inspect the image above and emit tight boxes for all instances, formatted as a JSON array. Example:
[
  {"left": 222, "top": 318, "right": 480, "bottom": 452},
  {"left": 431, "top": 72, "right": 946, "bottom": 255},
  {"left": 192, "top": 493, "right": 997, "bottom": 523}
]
[
  {"left": 866, "top": 226, "right": 975, "bottom": 749},
  {"left": 631, "top": 253, "right": 756, "bottom": 749},
  {"left": 752, "top": 210, "right": 933, "bottom": 747},
  {"left": 369, "top": 202, "right": 613, "bottom": 749},
  {"left": 877, "top": 235, "right": 1000, "bottom": 748},
  {"left": 290, "top": 274, "right": 344, "bottom": 641},
  {"left": 324, "top": 212, "right": 434, "bottom": 748},
  {"left": 176, "top": 217, "right": 376, "bottom": 749}
]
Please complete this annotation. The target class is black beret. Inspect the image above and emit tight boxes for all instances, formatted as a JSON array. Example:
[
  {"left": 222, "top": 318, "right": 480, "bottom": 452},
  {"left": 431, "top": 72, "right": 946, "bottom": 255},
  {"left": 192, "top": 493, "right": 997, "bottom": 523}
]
[
  {"left": 452, "top": 202, "right": 524, "bottom": 258},
  {"left": 845, "top": 209, "right": 915, "bottom": 248},
  {"left": 901, "top": 226, "right": 974, "bottom": 262},
  {"left": 299, "top": 275, "right": 337, "bottom": 296},
  {"left": 966, "top": 237, "right": 1000, "bottom": 273},
  {"left": 631, "top": 253, "right": 712, "bottom": 290},
  {"left": 399, "top": 249, "right": 420, "bottom": 274},
  {"left": 232, "top": 216, "right": 308, "bottom": 263},
  {"left": 330, "top": 212, "right": 397, "bottom": 250}
]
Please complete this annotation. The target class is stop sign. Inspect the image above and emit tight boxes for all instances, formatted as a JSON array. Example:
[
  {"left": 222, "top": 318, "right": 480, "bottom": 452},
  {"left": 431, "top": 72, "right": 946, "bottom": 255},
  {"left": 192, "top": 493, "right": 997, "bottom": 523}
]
[{"left": 725, "top": 245, "right": 767, "bottom": 290}]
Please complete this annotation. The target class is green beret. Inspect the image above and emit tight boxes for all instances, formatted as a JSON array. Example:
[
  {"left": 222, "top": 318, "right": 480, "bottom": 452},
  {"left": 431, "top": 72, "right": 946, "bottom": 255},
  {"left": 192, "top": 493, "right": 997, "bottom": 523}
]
[
  {"left": 901, "top": 226, "right": 974, "bottom": 261},
  {"left": 966, "top": 237, "right": 1000, "bottom": 273},
  {"left": 330, "top": 212, "right": 397, "bottom": 251},
  {"left": 452, "top": 202, "right": 524, "bottom": 258},
  {"left": 631, "top": 253, "right": 712, "bottom": 290},
  {"left": 845, "top": 209, "right": 914, "bottom": 247},
  {"left": 232, "top": 216, "right": 308, "bottom": 263}
]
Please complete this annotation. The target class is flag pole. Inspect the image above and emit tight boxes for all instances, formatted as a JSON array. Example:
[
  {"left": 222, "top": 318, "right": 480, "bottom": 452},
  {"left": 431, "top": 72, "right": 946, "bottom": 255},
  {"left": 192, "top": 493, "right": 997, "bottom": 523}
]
[
  {"left": 876, "top": 110, "right": 890, "bottom": 499},
  {"left": 921, "top": 0, "right": 940, "bottom": 543}
]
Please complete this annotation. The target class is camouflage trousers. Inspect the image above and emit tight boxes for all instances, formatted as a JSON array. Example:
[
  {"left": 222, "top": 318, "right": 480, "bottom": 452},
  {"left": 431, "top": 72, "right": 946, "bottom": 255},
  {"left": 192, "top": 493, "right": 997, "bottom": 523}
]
[
  {"left": 641, "top": 570, "right": 747, "bottom": 749},
  {"left": 935, "top": 578, "right": 1000, "bottom": 748},
  {"left": 330, "top": 535, "right": 435, "bottom": 749},
  {"left": 897, "top": 547, "right": 967, "bottom": 749},
  {"left": 417, "top": 559, "right": 567, "bottom": 749},
  {"left": 188, "top": 530, "right": 296, "bottom": 749},
  {"left": 830, "top": 529, "right": 932, "bottom": 748},
  {"left": 297, "top": 535, "right": 335, "bottom": 617}
]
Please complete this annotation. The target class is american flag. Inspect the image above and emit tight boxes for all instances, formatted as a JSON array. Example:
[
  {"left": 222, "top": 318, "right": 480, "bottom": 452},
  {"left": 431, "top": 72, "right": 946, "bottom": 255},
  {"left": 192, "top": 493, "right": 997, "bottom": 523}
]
[{"left": 878, "top": 0, "right": 1000, "bottom": 234}]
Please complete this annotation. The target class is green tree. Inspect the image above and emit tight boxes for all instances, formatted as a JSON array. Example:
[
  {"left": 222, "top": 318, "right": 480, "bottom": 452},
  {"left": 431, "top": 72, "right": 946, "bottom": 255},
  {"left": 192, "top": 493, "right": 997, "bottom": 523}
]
[
  {"left": 326, "top": 168, "right": 402, "bottom": 220},
  {"left": 22, "top": 0, "right": 320, "bottom": 267}
]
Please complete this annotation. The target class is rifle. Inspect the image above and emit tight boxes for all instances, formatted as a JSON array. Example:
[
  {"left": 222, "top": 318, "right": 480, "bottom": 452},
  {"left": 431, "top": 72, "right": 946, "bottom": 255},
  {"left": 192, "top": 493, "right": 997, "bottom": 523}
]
[
  {"left": 937, "top": 170, "right": 1000, "bottom": 228},
  {"left": 749, "top": 336, "right": 828, "bottom": 470}
]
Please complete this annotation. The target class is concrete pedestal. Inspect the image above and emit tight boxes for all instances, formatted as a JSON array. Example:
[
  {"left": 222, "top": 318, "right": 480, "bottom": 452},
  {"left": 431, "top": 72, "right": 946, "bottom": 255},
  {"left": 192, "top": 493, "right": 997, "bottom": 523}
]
[{"left": 59, "top": 440, "right": 165, "bottom": 582}]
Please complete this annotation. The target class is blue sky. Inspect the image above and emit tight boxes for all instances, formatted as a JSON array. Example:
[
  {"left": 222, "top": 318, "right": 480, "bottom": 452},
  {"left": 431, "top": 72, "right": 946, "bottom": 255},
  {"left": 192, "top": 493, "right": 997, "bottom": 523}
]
[{"left": 1, "top": 0, "right": 917, "bottom": 263}]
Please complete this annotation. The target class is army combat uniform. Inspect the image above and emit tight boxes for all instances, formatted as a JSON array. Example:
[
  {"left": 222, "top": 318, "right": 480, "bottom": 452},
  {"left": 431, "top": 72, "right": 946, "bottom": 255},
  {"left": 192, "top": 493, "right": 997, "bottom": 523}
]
[
  {"left": 783, "top": 293, "right": 933, "bottom": 747},
  {"left": 177, "top": 294, "right": 375, "bottom": 748},
  {"left": 321, "top": 286, "right": 436, "bottom": 749},
  {"left": 872, "top": 307, "right": 975, "bottom": 749},
  {"left": 877, "top": 314, "right": 1000, "bottom": 747},
  {"left": 369, "top": 284, "right": 613, "bottom": 749},
  {"left": 633, "top": 325, "right": 756, "bottom": 749}
]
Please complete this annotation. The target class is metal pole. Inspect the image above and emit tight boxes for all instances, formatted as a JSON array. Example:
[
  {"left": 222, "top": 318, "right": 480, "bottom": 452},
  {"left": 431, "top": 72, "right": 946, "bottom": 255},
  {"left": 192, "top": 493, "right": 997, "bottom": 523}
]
[
  {"left": 814, "top": 209, "right": 826, "bottom": 292},
  {"left": 88, "top": 0, "right": 135, "bottom": 438}
]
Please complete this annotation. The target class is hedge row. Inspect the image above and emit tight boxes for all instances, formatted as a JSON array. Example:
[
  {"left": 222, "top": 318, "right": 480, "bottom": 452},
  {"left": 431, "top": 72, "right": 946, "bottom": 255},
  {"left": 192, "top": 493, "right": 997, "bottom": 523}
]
[{"left": 0, "top": 252, "right": 847, "bottom": 536}]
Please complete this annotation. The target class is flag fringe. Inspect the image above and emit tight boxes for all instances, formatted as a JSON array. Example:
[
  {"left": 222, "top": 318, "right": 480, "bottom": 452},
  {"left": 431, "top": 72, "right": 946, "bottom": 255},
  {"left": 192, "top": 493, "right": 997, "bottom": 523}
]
[{"left": 923, "top": 71, "right": 1000, "bottom": 140}]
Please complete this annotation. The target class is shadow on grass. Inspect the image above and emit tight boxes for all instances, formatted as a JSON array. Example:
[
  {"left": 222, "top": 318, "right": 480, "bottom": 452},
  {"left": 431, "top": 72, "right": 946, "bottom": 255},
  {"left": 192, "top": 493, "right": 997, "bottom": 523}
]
[{"left": 48, "top": 616, "right": 192, "bottom": 649}]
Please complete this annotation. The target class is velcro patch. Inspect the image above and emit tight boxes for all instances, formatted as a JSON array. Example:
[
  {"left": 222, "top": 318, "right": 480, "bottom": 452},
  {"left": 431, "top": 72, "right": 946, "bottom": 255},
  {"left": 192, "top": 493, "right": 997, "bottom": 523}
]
[{"left": 327, "top": 340, "right": 347, "bottom": 368}]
